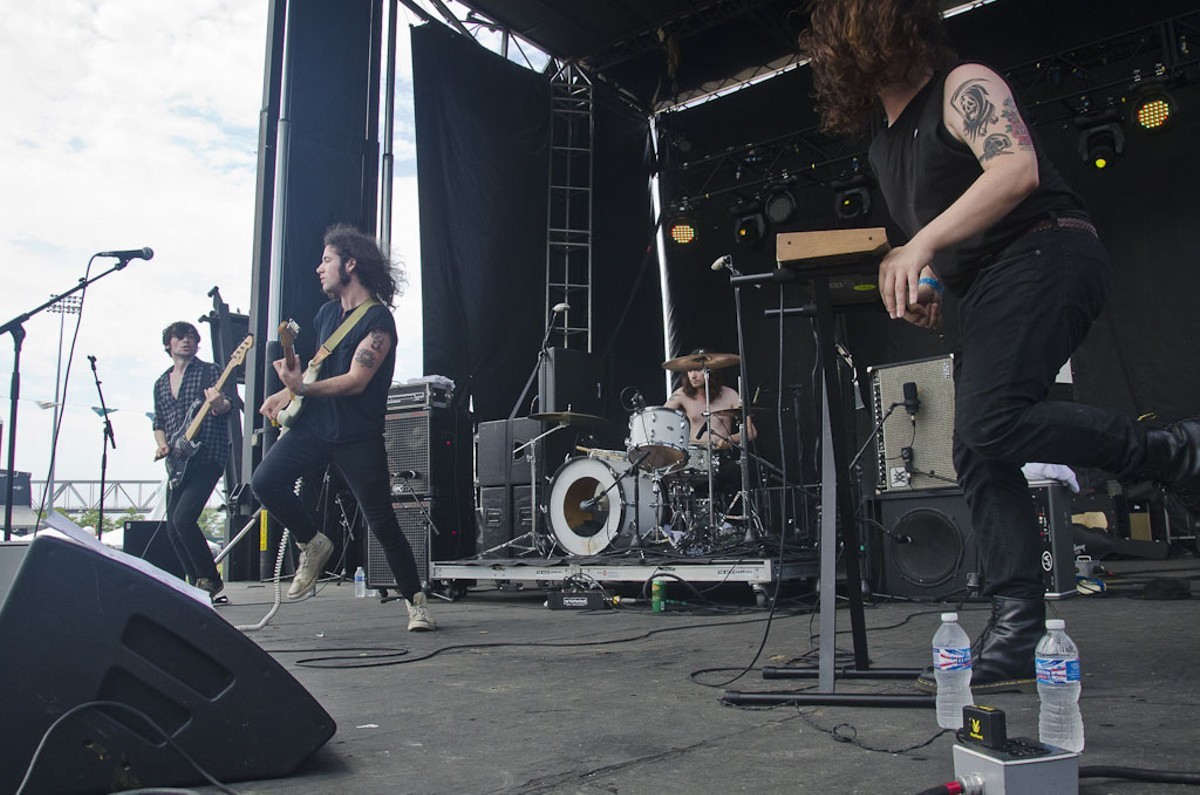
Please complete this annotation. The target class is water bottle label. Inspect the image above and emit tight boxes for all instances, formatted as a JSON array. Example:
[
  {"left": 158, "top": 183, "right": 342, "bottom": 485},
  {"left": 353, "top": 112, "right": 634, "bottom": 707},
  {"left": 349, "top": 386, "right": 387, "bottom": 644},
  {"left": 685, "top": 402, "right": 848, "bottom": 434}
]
[
  {"left": 933, "top": 646, "right": 972, "bottom": 671},
  {"left": 1035, "top": 657, "right": 1081, "bottom": 683}
]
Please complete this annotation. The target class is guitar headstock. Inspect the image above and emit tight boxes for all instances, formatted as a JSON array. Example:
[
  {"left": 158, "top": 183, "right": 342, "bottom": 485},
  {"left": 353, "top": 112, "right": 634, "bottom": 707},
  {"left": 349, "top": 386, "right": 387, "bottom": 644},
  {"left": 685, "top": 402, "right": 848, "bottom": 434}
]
[
  {"left": 228, "top": 334, "right": 254, "bottom": 367},
  {"left": 278, "top": 319, "right": 300, "bottom": 349}
]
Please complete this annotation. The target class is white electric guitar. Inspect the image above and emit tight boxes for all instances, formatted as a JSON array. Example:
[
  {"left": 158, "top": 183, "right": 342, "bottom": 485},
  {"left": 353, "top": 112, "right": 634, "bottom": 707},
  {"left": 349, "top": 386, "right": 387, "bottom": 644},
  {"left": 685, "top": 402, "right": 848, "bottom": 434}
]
[{"left": 274, "top": 319, "right": 317, "bottom": 428}]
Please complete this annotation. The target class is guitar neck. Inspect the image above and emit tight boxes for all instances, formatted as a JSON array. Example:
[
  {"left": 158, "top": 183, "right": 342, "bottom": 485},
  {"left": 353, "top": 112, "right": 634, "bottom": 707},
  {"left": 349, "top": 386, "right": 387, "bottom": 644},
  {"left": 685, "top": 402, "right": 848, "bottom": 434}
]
[{"left": 182, "top": 357, "right": 238, "bottom": 442}]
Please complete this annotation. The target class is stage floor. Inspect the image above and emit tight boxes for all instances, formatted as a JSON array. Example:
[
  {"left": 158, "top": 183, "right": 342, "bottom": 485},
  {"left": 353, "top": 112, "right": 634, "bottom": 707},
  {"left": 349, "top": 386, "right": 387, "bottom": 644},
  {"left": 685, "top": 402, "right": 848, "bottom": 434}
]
[{"left": 195, "top": 558, "right": 1197, "bottom": 793}]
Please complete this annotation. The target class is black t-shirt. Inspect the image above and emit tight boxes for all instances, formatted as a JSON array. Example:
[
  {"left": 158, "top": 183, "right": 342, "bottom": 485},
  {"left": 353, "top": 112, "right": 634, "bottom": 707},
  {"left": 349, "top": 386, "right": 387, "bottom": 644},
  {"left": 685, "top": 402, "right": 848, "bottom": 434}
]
[
  {"left": 868, "top": 65, "right": 1089, "bottom": 296},
  {"left": 296, "top": 300, "right": 396, "bottom": 443}
]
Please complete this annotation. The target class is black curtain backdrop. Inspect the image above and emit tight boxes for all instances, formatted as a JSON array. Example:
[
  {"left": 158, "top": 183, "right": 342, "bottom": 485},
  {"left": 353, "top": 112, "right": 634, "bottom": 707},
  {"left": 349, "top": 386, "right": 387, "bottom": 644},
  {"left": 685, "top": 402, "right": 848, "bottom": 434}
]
[
  {"left": 658, "top": 0, "right": 1200, "bottom": 482},
  {"left": 414, "top": 23, "right": 656, "bottom": 427},
  {"left": 279, "top": 0, "right": 381, "bottom": 365}
]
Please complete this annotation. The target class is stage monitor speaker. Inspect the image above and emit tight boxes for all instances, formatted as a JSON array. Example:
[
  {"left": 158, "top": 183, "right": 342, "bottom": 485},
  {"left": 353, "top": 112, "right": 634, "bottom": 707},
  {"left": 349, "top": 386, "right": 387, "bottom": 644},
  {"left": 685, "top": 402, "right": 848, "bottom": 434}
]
[
  {"left": 384, "top": 408, "right": 473, "bottom": 497},
  {"left": 365, "top": 497, "right": 474, "bottom": 588},
  {"left": 0, "top": 536, "right": 335, "bottom": 794},
  {"left": 870, "top": 355, "right": 958, "bottom": 493},
  {"left": 538, "top": 347, "right": 601, "bottom": 415},
  {"left": 874, "top": 483, "right": 1077, "bottom": 600},
  {"left": 123, "top": 520, "right": 186, "bottom": 580}
]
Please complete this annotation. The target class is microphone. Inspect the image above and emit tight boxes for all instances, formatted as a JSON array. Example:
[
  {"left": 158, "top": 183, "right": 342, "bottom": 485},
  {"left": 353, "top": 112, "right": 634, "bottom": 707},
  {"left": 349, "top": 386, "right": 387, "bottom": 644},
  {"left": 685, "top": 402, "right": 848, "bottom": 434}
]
[
  {"left": 97, "top": 247, "right": 154, "bottom": 261},
  {"left": 580, "top": 497, "right": 603, "bottom": 512},
  {"left": 710, "top": 254, "right": 733, "bottom": 272},
  {"left": 552, "top": 302, "right": 570, "bottom": 313},
  {"left": 631, "top": 389, "right": 648, "bottom": 411},
  {"left": 395, "top": 470, "right": 420, "bottom": 480},
  {"left": 902, "top": 381, "right": 920, "bottom": 416},
  {"left": 87, "top": 355, "right": 97, "bottom": 364}
]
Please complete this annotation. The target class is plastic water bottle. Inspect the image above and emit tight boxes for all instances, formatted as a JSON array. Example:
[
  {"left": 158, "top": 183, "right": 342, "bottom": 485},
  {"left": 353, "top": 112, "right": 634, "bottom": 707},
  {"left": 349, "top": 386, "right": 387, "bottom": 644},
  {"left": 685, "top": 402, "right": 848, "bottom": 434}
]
[
  {"left": 1036, "top": 618, "right": 1084, "bottom": 752},
  {"left": 932, "top": 612, "right": 974, "bottom": 729},
  {"left": 354, "top": 566, "right": 367, "bottom": 599}
]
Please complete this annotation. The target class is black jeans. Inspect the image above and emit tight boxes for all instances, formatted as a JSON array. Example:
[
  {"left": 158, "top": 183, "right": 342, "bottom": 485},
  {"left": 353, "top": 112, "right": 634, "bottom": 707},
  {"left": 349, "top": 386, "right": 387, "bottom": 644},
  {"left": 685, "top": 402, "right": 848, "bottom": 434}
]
[
  {"left": 953, "top": 227, "right": 1144, "bottom": 598},
  {"left": 166, "top": 458, "right": 224, "bottom": 583},
  {"left": 250, "top": 426, "right": 422, "bottom": 600}
]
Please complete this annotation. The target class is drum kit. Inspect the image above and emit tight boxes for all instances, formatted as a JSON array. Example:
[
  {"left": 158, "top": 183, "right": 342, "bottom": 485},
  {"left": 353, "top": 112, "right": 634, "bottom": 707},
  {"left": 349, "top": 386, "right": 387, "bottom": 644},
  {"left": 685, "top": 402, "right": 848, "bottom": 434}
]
[{"left": 529, "top": 351, "right": 754, "bottom": 557}]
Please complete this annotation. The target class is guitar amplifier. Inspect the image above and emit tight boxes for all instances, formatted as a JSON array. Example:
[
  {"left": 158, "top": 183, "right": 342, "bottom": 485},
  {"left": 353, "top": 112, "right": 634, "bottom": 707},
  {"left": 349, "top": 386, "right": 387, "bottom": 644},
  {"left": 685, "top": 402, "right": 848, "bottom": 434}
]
[
  {"left": 383, "top": 408, "right": 472, "bottom": 498},
  {"left": 869, "top": 355, "right": 958, "bottom": 493}
]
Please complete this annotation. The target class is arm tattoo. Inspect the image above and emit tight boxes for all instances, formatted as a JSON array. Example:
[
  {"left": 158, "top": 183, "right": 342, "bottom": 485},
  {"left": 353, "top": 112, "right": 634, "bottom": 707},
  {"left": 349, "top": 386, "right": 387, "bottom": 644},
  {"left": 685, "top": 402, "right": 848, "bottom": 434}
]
[
  {"left": 354, "top": 348, "right": 377, "bottom": 369},
  {"left": 980, "top": 134, "right": 1012, "bottom": 161},
  {"left": 369, "top": 328, "right": 386, "bottom": 351},
  {"left": 950, "top": 77, "right": 999, "bottom": 141},
  {"left": 1000, "top": 97, "right": 1034, "bottom": 150}
]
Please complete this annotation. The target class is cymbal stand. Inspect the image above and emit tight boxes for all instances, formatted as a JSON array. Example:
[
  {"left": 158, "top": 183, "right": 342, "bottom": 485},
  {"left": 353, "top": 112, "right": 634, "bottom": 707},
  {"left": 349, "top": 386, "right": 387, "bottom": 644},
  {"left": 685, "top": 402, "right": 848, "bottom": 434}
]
[
  {"left": 700, "top": 367, "right": 717, "bottom": 532},
  {"left": 509, "top": 422, "right": 566, "bottom": 556}
]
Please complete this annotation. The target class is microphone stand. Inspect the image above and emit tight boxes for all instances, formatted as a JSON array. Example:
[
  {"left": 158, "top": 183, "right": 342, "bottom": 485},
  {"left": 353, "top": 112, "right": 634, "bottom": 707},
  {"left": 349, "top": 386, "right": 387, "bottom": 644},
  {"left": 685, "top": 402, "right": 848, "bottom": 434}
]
[
  {"left": 87, "top": 355, "right": 117, "bottom": 541},
  {"left": 506, "top": 307, "right": 566, "bottom": 545},
  {"left": 1, "top": 255, "right": 138, "bottom": 540}
]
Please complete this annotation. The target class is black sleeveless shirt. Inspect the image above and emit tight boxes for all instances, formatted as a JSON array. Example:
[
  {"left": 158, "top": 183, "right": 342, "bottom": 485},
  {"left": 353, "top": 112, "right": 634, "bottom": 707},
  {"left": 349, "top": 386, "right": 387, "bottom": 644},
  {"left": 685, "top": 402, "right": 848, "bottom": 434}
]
[
  {"left": 868, "top": 66, "right": 1089, "bottom": 296},
  {"left": 298, "top": 300, "right": 396, "bottom": 443}
]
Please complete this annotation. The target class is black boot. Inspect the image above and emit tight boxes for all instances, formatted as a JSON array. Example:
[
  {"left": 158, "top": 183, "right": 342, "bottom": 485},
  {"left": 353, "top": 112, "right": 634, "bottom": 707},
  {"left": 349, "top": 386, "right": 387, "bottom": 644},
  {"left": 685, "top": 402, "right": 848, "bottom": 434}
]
[
  {"left": 915, "top": 596, "right": 1044, "bottom": 695},
  {"left": 1140, "top": 419, "right": 1200, "bottom": 511}
]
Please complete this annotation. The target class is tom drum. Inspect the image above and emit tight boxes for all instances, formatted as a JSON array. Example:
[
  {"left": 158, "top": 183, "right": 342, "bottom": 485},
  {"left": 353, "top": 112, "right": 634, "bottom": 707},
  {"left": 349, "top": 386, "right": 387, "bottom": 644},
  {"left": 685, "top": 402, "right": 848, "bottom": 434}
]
[{"left": 625, "top": 407, "right": 690, "bottom": 471}]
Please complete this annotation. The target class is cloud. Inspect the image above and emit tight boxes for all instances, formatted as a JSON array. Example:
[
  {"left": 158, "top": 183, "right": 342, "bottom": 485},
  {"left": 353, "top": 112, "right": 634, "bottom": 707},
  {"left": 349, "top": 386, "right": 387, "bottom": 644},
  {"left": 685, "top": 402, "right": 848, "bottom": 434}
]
[{"left": 1, "top": 2, "right": 425, "bottom": 497}]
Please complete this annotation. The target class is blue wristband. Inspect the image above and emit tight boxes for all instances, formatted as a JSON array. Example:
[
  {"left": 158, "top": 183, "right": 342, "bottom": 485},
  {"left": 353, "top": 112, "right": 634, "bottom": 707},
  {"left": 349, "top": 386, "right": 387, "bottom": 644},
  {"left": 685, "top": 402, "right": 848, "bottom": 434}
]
[{"left": 918, "top": 276, "right": 944, "bottom": 296}]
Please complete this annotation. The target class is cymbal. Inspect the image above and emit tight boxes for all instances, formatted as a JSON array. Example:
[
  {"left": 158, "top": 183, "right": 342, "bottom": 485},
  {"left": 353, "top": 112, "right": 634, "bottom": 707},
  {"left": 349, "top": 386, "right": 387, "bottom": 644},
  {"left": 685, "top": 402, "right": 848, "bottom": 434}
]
[
  {"left": 530, "top": 411, "right": 611, "bottom": 427},
  {"left": 661, "top": 352, "right": 740, "bottom": 372}
]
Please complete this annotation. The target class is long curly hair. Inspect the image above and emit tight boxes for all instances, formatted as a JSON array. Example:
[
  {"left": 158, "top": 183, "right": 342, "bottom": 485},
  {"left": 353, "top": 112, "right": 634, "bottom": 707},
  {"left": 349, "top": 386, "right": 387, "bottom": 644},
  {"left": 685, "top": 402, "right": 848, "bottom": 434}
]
[
  {"left": 799, "top": 0, "right": 955, "bottom": 137},
  {"left": 323, "top": 223, "right": 408, "bottom": 307}
]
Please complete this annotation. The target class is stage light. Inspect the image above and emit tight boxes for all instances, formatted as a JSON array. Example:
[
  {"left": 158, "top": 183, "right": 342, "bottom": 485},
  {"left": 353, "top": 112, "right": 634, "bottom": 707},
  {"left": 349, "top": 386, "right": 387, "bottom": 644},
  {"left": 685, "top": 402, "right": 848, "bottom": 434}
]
[
  {"left": 668, "top": 216, "right": 698, "bottom": 245},
  {"left": 1132, "top": 91, "right": 1175, "bottom": 131},
  {"left": 765, "top": 188, "right": 797, "bottom": 225},
  {"left": 1077, "top": 120, "right": 1125, "bottom": 170},
  {"left": 734, "top": 213, "right": 765, "bottom": 246}
]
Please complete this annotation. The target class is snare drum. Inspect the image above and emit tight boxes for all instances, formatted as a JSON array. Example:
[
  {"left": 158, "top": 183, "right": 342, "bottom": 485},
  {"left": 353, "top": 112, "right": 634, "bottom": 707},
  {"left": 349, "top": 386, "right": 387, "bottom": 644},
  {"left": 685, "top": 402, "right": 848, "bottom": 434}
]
[
  {"left": 547, "top": 457, "right": 660, "bottom": 555},
  {"left": 625, "top": 407, "right": 690, "bottom": 471},
  {"left": 666, "top": 444, "right": 716, "bottom": 481}
]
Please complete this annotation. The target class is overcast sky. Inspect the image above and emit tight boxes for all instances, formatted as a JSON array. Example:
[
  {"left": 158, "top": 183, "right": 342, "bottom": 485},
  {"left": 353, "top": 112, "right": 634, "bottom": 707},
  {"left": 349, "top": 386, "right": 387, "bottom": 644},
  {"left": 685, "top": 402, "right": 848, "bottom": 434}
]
[{"left": 0, "top": 1, "right": 431, "bottom": 495}]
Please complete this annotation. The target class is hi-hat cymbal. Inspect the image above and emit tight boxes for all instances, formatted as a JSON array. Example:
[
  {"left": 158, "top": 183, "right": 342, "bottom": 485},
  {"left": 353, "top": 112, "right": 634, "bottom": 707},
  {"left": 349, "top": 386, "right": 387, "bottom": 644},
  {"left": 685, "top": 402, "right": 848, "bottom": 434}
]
[
  {"left": 661, "top": 352, "right": 740, "bottom": 372},
  {"left": 529, "top": 411, "right": 611, "bottom": 427}
]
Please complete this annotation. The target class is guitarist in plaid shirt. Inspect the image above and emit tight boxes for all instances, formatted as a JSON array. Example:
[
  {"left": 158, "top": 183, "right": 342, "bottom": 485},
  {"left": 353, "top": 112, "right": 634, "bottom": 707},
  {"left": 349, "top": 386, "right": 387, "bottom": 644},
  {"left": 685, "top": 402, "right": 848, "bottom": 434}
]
[{"left": 152, "top": 321, "right": 235, "bottom": 600}]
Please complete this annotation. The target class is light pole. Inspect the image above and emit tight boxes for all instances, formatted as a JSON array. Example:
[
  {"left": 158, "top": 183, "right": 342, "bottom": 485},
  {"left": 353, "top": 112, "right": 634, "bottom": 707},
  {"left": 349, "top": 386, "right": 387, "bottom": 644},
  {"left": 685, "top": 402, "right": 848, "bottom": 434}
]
[{"left": 45, "top": 295, "right": 82, "bottom": 513}]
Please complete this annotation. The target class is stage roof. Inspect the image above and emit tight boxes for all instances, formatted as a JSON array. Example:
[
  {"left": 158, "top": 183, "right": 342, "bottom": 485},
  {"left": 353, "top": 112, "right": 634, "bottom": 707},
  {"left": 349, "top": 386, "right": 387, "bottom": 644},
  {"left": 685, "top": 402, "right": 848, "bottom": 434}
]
[{"left": 450, "top": 0, "right": 981, "bottom": 111}]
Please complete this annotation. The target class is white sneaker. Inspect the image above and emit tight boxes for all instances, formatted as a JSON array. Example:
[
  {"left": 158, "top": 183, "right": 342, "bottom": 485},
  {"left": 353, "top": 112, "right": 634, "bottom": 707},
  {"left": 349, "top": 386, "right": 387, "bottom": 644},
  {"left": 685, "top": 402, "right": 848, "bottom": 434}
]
[
  {"left": 406, "top": 591, "right": 437, "bottom": 631},
  {"left": 287, "top": 532, "right": 333, "bottom": 599}
]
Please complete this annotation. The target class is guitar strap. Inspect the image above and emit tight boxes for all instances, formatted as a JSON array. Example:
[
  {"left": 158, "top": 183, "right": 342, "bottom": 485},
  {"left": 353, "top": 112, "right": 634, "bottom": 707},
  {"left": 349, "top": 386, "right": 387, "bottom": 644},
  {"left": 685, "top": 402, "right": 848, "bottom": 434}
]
[{"left": 307, "top": 299, "right": 379, "bottom": 374}]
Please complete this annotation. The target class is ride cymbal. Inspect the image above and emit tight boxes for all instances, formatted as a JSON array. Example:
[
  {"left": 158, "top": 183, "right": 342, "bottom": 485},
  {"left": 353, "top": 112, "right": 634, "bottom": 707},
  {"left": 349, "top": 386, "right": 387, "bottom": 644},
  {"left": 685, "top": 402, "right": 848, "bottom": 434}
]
[{"left": 661, "top": 352, "right": 740, "bottom": 371}]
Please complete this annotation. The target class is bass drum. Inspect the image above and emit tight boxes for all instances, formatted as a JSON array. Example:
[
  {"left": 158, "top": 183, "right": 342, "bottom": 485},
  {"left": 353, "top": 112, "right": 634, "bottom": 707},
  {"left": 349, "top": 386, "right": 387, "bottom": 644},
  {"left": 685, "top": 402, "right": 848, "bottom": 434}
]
[{"left": 547, "top": 456, "right": 660, "bottom": 556}]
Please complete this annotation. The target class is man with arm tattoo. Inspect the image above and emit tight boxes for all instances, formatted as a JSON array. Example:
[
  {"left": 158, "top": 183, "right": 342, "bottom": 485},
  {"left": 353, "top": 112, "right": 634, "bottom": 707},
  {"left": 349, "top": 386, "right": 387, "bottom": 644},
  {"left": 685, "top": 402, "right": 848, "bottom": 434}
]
[
  {"left": 252, "top": 224, "right": 435, "bottom": 631},
  {"left": 801, "top": 0, "right": 1199, "bottom": 693}
]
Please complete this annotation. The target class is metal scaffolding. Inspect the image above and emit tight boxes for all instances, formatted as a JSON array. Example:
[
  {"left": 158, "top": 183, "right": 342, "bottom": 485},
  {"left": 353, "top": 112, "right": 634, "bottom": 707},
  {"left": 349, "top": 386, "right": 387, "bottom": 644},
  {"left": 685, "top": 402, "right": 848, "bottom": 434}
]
[{"left": 545, "top": 61, "right": 595, "bottom": 352}]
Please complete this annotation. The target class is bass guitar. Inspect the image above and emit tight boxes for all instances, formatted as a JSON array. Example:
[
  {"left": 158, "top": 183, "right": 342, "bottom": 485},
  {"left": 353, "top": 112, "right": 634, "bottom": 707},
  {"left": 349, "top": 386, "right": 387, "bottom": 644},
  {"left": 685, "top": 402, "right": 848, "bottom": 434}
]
[{"left": 157, "top": 334, "right": 253, "bottom": 487}]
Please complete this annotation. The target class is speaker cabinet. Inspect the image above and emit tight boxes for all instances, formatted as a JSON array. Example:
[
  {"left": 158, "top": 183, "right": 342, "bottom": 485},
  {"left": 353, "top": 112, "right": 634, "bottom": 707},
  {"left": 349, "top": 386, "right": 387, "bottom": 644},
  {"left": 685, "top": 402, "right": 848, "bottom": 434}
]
[
  {"left": 538, "top": 347, "right": 602, "bottom": 415},
  {"left": 476, "top": 417, "right": 540, "bottom": 487},
  {"left": 876, "top": 489, "right": 978, "bottom": 600},
  {"left": 874, "top": 483, "right": 1077, "bottom": 600},
  {"left": 870, "top": 355, "right": 957, "bottom": 493},
  {"left": 122, "top": 520, "right": 187, "bottom": 580},
  {"left": 383, "top": 408, "right": 473, "bottom": 497},
  {"left": 365, "top": 498, "right": 475, "bottom": 588},
  {"left": 0, "top": 536, "right": 334, "bottom": 794},
  {"left": 477, "top": 485, "right": 512, "bottom": 555}
]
